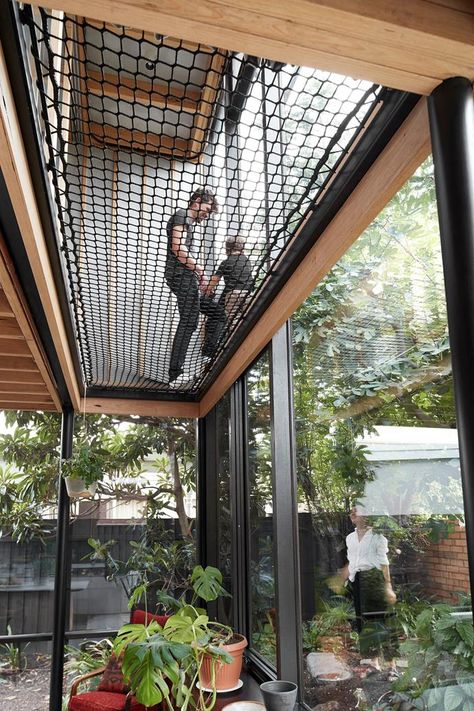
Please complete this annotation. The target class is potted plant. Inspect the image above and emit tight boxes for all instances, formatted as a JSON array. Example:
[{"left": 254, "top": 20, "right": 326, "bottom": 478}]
[
  {"left": 114, "top": 564, "right": 247, "bottom": 709},
  {"left": 62, "top": 443, "right": 103, "bottom": 498}
]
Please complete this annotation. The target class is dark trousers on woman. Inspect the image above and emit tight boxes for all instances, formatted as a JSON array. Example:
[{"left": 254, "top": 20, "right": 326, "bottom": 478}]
[
  {"left": 351, "top": 569, "right": 398, "bottom": 660},
  {"left": 166, "top": 259, "right": 227, "bottom": 377}
]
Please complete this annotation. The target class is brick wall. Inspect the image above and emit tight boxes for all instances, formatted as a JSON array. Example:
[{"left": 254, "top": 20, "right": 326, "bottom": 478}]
[{"left": 422, "top": 521, "right": 470, "bottom": 602}]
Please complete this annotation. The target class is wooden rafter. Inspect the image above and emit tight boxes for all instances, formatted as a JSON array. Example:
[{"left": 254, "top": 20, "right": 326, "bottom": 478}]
[
  {"left": 86, "top": 70, "right": 200, "bottom": 113},
  {"left": 85, "top": 18, "right": 214, "bottom": 55},
  {"left": 87, "top": 121, "right": 189, "bottom": 157},
  {"left": 188, "top": 51, "right": 227, "bottom": 160}
]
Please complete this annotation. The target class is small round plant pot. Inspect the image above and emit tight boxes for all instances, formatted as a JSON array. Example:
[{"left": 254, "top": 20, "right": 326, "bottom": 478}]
[
  {"left": 64, "top": 477, "right": 97, "bottom": 498},
  {"left": 199, "top": 633, "right": 247, "bottom": 691},
  {"left": 260, "top": 680, "right": 298, "bottom": 711}
]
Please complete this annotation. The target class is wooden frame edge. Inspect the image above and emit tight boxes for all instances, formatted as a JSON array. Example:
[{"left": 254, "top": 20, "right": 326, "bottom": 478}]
[
  {"left": 83, "top": 397, "right": 200, "bottom": 418},
  {"left": 199, "top": 98, "right": 432, "bottom": 417},
  {"left": 24, "top": 0, "right": 474, "bottom": 94},
  {"left": 0, "top": 42, "right": 81, "bottom": 410}
]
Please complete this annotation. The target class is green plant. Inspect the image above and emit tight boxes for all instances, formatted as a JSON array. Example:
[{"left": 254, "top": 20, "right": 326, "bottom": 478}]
[
  {"left": 116, "top": 605, "right": 233, "bottom": 710},
  {"left": 393, "top": 605, "right": 474, "bottom": 710},
  {"left": 114, "top": 564, "right": 235, "bottom": 710},
  {"left": 62, "top": 443, "right": 105, "bottom": 487},
  {"left": 86, "top": 535, "right": 224, "bottom": 614},
  {"left": 64, "top": 638, "right": 114, "bottom": 680},
  {"left": 0, "top": 625, "right": 29, "bottom": 672},
  {"left": 302, "top": 598, "right": 356, "bottom": 653},
  {"left": 252, "top": 618, "right": 277, "bottom": 666}
]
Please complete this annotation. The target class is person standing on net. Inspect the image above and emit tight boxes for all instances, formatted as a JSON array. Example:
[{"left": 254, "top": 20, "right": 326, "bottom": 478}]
[{"left": 165, "top": 188, "right": 227, "bottom": 383}]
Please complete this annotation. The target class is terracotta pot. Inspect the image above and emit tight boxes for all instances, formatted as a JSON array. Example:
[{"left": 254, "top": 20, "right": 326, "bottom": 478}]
[
  {"left": 199, "top": 633, "right": 247, "bottom": 691},
  {"left": 64, "top": 477, "right": 97, "bottom": 498}
]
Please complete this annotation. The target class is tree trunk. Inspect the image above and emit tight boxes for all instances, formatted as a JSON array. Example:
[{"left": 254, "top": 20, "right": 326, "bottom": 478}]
[{"left": 168, "top": 441, "right": 193, "bottom": 539}]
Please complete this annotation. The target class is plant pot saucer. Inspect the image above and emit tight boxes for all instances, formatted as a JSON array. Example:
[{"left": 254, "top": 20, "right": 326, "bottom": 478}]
[{"left": 196, "top": 679, "right": 244, "bottom": 693}]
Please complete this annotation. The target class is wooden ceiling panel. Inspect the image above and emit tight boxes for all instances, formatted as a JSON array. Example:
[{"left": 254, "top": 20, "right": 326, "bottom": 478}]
[
  {"left": 0, "top": 339, "right": 34, "bottom": 357},
  {"left": 25, "top": 0, "right": 474, "bottom": 94},
  {"left": 0, "top": 370, "right": 49, "bottom": 384},
  {"left": 0, "top": 235, "right": 61, "bottom": 411},
  {"left": 0, "top": 290, "right": 14, "bottom": 318}
]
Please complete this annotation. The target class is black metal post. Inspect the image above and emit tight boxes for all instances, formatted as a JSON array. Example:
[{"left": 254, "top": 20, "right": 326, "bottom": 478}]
[
  {"left": 49, "top": 408, "right": 73, "bottom": 711},
  {"left": 270, "top": 323, "right": 301, "bottom": 685},
  {"left": 428, "top": 77, "right": 474, "bottom": 608},
  {"left": 199, "top": 410, "right": 220, "bottom": 620},
  {"left": 230, "top": 378, "right": 248, "bottom": 636},
  {"left": 197, "top": 417, "right": 208, "bottom": 567}
]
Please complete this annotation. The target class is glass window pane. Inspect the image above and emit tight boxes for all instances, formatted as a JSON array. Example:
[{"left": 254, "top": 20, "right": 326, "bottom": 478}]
[
  {"left": 68, "top": 414, "right": 196, "bottom": 631},
  {"left": 247, "top": 351, "right": 277, "bottom": 666},
  {"left": 0, "top": 410, "right": 61, "bottom": 639},
  {"left": 293, "top": 159, "right": 472, "bottom": 710}
]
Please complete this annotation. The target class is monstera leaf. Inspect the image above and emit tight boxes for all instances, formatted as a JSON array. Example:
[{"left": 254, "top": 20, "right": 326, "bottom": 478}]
[
  {"left": 163, "top": 606, "right": 211, "bottom": 644},
  {"left": 117, "top": 628, "right": 191, "bottom": 708},
  {"left": 191, "top": 565, "right": 229, "bottom": 602}
]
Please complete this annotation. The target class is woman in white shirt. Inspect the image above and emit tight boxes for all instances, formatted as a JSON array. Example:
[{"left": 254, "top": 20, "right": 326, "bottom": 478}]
[{"left": 342, "top": 505, "right": 398, "bottom": 677}]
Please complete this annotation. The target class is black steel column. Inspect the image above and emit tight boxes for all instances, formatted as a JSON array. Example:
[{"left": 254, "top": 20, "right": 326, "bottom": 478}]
[
  {"left": 270, "top": 323, "right": 301, "bottom": 686},
  {"left": 197, "top": 417, "right": 208, "bottom": 567},
  {"left": 428, "top": 77, "right": 474, "bottom": 606},
  {"left": 230, "top": 378, "right": 248, "bottom": 636},
  {"left": 49, "top": 407, "right": 73, "bottom": 711},
  {"left": 199, "top": 410, "right": 220, "bottom": 620}
]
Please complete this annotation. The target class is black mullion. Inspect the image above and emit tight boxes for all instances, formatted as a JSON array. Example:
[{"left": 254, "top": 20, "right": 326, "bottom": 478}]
[
  {"left": 230, "top": 378, "right": 248, "bottom": 636},
  {"left": 49, "top": 408, "right": 73, "bottom": 711},
  {"left": 201, "top": 409, "right": 219, "bottom": 621},
  {"left": 270, "top": 323, "right": 301, "bottom": 686}
]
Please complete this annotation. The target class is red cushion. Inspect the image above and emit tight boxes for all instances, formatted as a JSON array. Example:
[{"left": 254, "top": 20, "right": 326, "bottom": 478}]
[
  {"left": 130, "top": 609, "right": 169, "bottom": 627},
  {"left": 68, "top": 690, "right": 158, "bottom": 711},
  {"left": 97, "top": 654, "right": 128, "bottom": 694}
]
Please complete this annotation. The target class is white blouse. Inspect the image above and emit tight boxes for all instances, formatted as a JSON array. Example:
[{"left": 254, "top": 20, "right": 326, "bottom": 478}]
[{"left": 346, "top": 528, "right": 390, "bottom": 582}]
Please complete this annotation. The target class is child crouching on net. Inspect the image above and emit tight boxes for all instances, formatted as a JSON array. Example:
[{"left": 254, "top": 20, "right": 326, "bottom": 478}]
[{"left": 203, "top": 234, "right": 253, "bottom": 322}]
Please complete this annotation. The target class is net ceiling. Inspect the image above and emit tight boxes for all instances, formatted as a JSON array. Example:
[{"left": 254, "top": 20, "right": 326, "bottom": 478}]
[{"left": 21, "top": 7, "right": 386, "bottom": 399}]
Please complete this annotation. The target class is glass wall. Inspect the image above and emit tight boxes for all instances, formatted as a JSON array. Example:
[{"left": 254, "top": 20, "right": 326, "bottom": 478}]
[
  {"left": 68, "top": 413, "right": 197, "bottom": 631},
  {"left": 247, "top": 351, "right": 277, "bottom": 666},
  {"left": 0, "top": 411, "right": 60, "bottom": 641},
  {"left": 293, "top": 159, "right": 471, "bottom": 710}
]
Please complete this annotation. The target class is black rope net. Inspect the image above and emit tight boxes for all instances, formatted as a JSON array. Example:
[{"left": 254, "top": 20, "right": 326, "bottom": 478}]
[{"left": 21, "top": 6, "right": 384, "bottom": 398}]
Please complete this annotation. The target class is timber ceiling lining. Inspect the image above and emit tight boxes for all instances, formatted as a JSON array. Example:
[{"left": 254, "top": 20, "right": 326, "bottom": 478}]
[{"left": 0, "top": 235, "right": 60, "bottom": 411}]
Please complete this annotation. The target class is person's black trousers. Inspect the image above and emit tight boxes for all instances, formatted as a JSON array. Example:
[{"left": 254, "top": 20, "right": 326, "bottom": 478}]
[
  {"left": 351, "top": 569, "right": 399, "bottom": 660},
  {"left": 166, "top": 260, "right": 227, "bottom": 377}
]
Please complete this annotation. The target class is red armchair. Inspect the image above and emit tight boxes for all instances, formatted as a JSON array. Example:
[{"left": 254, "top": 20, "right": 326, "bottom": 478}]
[{"left": 68, "top": 611, "right": 170, "bottom": 711}]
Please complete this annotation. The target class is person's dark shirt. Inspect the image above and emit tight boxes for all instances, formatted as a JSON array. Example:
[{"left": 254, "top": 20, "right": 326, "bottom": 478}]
[
  {"left": 216, "top": 253, "right": 253, "bottom": 294},
  {"left": 166, "top": 209, "right": 195, "bottom": 266}
]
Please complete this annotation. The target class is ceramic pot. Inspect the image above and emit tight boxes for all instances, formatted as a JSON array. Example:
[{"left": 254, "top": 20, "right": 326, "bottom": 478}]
[
  {"left": 260, "top": 680, "right": 298, "bottom": 711},
  {"left": 199, "top": 633, "right": 247, "bottom": 691},
  {"left": 64, "top": 477, "right": 97, "bottom": 498}
]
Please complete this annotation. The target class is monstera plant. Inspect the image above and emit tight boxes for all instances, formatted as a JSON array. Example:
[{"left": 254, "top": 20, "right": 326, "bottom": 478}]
[{"left": 114, "top": 565, "right": 247, "bottom": 710}]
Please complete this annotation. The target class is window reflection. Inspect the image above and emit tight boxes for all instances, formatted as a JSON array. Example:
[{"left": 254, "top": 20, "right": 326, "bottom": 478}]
[
  {"left": 293, "top": 159, "right": 471, "bottom": 710},
  {"left": 247, "top": 351, "right": 277, "bottom": 666}
]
